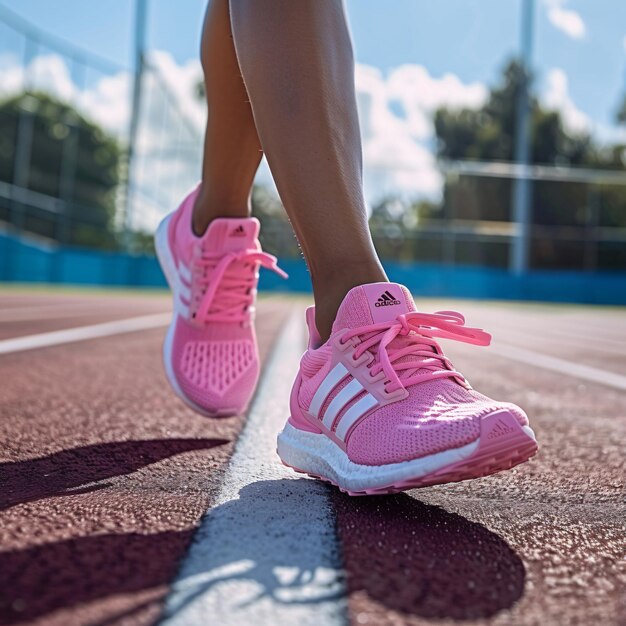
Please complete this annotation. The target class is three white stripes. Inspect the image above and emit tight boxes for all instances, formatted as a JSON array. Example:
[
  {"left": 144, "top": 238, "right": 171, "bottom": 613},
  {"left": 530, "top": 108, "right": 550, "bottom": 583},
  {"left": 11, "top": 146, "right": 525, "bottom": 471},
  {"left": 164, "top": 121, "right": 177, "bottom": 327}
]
[
  {"left": 177, "top": 262, "right": 192, "bottom": 306},
  {"left": 322, "top": 378, "right": 363, "bottom": 429},
  {"left": 308, "top": 363, "right": 348, "bottom": 418},
  {"left": 309, "top": 363, "right": 378, "bottom": 440}
]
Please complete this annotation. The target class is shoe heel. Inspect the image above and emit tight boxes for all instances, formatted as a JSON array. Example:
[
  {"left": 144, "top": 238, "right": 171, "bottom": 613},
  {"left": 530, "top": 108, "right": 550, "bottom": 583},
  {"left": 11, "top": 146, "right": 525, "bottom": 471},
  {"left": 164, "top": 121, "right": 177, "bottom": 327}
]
[{"left": 155, "top": 215, "right": 176, "bottom": 290}]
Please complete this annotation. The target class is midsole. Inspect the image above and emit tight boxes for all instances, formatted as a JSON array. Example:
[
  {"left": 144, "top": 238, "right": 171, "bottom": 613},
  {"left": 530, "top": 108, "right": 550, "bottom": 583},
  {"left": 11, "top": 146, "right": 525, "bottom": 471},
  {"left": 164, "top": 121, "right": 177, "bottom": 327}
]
[
  {"left": 277, "top": 423, "right": 483, "bottom": 492},
  {"left": 278, "top": 421, "right": 536, "bottom": 492}
]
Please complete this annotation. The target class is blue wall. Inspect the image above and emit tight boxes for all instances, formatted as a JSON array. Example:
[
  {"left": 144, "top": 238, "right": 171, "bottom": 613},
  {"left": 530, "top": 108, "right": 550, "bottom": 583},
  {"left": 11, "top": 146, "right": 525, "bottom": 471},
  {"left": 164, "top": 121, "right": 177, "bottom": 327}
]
[
  {"left": 2, "top": 231, "right": 626, "bottom": 305},
  {"left": 0, "top": 232, "right": 165, "bottom": 287}
]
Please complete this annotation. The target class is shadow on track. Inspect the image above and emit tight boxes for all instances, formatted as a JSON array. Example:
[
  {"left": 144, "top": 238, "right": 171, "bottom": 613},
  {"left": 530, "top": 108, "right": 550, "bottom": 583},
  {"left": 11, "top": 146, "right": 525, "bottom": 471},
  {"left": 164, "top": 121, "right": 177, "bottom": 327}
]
[
  {"left": 0, "top": 477, "right": 525, "bottom": 624},
  {"left": 0, "top": 529, "right": 195, "bottom": 625},
  {"left": 330, "top": 489, "right": 526, "bottom": 620},
  {"left": 0, "top": 438, "right": 229, "bottom": 510},
  {"left": 0, "top": 438, "right": 230, "bottom": 625},
  {"left": 164, "top": 479, "right": 525, "bottom": 622}
]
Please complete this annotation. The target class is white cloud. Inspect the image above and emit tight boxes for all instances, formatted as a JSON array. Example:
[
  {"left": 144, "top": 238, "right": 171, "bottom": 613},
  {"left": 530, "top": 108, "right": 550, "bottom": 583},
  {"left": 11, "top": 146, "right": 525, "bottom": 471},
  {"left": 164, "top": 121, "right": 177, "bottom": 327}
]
[
  {"left": 387, "top": 65, "right": 487, "bottom": 117},
  {"left": 0, "top": 52, "right": 132, "bottom": 137},
  {"left": 355, "top": 63, "right": 487, "bottom": 201},
  {"left": 542, "top": 68, "right": 590, "bottom": 134},
  {"left": 543, "top": 0, "right": 586, "bottom": 39},
  {"left": 78, "top": 72, "right": 131, "bottom": 137},
  {"left": 146, "top": 51, "right": 205, "bottom": 129},
  {"left": 0, "top": 52, "right": 494, "bottom": 218},
  {"left": 5, "top": 52, "right": 609, "bottom": 224}
]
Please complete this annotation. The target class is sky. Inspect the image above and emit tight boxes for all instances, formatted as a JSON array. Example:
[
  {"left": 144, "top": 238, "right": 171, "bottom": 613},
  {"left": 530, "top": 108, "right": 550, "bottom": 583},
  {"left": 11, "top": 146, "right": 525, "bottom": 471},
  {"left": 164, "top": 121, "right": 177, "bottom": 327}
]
[{"left": 1, "top": 0, "right": 626, "bottom": 227}]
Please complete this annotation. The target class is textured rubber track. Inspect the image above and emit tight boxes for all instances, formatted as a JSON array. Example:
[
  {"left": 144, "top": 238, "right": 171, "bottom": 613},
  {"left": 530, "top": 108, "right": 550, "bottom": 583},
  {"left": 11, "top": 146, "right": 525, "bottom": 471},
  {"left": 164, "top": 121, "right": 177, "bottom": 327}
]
[
  {"left": 3, "top": 291, "right": 625, "bottom": 626},
  {"left": 0, "top": 291, "right": 290, "bottom": 626},
  {"left": 282, "top": 411, "right": 538, "bottom": 496}
]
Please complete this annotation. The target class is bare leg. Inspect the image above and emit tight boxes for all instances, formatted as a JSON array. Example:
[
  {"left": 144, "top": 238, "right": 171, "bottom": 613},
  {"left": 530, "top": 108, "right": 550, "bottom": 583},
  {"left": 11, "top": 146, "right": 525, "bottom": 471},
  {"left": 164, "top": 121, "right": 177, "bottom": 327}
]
[
  {"left": 229, "top": 0, "right": 387, "bottom": 340},
  {"left": 192, "top": 0, "right": 262, "bottom": 235}
]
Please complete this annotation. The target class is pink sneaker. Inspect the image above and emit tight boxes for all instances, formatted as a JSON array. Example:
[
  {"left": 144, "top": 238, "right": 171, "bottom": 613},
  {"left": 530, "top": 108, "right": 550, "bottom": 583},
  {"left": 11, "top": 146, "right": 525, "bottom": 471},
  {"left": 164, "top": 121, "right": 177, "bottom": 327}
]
[
  {"left": 277, "top": 282, "right": 538, "bottom": 495},
  {"left": 155, "top": 186, "right": 286, "bottom": 417}
]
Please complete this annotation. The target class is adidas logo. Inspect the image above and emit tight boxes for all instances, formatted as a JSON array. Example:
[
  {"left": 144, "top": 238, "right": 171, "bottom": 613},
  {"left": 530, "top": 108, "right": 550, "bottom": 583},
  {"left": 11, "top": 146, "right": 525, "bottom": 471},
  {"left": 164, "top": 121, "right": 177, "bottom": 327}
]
[
  {"left": 374, "top": 290, "right": 401, "bottom": 307},
  {"left": 230, "top": 225, "right": 247, "bottom": 237},
  {"left": 487, "top": 418, "right": 515, "bottom": 440}
]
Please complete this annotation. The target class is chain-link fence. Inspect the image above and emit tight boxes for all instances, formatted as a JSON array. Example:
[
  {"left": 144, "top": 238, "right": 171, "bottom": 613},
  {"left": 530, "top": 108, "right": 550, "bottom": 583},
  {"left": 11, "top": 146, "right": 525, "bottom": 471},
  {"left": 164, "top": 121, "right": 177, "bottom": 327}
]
[
  {"left": 0, "top": 3, "right": 203, "bottom": 255},
  {"left": 367, "top": 161, "right": 626, "bottom": 271}
]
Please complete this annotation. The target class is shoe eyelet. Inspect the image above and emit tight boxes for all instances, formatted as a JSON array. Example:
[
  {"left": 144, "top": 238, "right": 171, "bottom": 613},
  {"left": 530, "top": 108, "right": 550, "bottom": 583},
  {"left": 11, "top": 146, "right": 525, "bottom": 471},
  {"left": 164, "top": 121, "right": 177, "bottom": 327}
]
[
  {"left": 350, "top": 351, "right": 371, "bottom": 367},
  {"left": 334, "top": 335, "right": 351, "bottom": 352}
]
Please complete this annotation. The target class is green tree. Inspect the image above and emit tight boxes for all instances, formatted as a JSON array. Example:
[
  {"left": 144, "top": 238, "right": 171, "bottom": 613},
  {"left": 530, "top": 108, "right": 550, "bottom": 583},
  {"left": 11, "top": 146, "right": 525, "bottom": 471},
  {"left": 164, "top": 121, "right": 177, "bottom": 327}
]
[
  {"left": 433, "top": 60, "right": 626, "bottom": 270},
  {"left": 0, "top": 92, "right": 121, "bottom": 248}
]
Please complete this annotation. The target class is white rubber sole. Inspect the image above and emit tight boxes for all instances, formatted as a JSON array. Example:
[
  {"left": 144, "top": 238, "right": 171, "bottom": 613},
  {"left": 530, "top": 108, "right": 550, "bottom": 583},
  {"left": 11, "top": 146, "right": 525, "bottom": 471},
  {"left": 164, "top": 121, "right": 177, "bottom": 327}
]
[
  {"left": 154, "top": 215, "right": 239, "bottom": 418},
  {"left": 277, "top": 412, "right": 538, "bottom": 495}
]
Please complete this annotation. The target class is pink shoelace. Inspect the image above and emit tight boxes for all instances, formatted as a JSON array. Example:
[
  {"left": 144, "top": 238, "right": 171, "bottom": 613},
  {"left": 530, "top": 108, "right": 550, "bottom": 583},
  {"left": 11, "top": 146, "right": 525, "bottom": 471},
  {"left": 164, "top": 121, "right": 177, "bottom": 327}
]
[
  {"left": 340, "top": 311, "right": 491, "bottom": 392},
  {"left": 192, "top": 248, "right": 287, "bottom": 323}
]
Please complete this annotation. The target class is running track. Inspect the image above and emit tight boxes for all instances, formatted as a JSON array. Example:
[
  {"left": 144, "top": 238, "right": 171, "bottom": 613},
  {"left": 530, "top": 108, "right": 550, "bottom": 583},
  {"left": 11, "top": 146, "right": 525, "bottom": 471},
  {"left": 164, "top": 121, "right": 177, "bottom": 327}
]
[{"left": 0, "top": 288, "right": 624, "bottom": 626}]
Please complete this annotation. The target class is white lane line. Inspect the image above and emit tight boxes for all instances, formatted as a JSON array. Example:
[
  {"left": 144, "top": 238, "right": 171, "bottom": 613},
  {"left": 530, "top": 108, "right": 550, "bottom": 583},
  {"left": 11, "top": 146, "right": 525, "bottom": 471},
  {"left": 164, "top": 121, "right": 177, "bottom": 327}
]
[
  {"left": 0, "top": 306, "right": 166, "bottom": 323},
  {"left": 0, "top": 313, "right": 171, "bottom": 355},
  {"left": 161, "top": 309, "right": 347, "bottom": 626},
  {"left": 489, "top": 328, "right": 626, "bottom": 358},
  {"left": 0, "top": 303, "right": 82, "bottom": 322},
  {"left": 490, "top": 342, "right": 626, "bottom": 392},
  {"left": 0, "top": 302, "right": 168, "bottom": 323}
]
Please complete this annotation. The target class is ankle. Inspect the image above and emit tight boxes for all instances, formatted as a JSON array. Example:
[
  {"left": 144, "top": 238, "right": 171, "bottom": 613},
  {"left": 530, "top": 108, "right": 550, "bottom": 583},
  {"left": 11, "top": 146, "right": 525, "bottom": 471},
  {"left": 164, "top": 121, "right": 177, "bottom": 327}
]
[
  {"left": 311, "top": 261, "right": 387, "bottom": 341},
  {"left": 192, "top": 186, "right": 250, "bottom": 236}
]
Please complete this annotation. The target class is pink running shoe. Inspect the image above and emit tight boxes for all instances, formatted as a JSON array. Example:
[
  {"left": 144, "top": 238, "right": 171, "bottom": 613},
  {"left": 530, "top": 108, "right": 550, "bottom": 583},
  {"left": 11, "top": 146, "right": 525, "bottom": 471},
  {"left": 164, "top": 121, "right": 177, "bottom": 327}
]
[
  {"left": 155, "top": 186, "right": 286, "bottom": 417},
  {"left": 277, "top": 282, "right": 538, "bottom": 495}
]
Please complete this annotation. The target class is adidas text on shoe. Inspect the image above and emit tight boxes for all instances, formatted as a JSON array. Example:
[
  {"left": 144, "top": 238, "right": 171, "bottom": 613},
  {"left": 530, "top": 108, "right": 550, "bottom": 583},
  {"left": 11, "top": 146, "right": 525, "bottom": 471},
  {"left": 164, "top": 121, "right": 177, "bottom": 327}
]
[{"left": 375, "top": 290, "right": 401, "bottom": 307}]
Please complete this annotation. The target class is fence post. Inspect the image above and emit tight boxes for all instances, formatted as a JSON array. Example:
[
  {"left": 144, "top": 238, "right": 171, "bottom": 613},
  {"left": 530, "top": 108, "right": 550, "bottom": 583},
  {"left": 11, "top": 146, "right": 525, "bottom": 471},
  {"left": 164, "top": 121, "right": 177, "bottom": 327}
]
[
  {"left": 584, "top": 185, "right": 599, "bottom": 272},
  {"left": 122, "top": 0, "right": 149, "bottom": 250},
  {"left": 510, "top": 0, "right": 535, "bottom": 274},
  {"left": 442, "top": 171, "right": 456, "bottom": 266},
  {"left": 11, "top": 37, "right": 40, "bottom": 235}
]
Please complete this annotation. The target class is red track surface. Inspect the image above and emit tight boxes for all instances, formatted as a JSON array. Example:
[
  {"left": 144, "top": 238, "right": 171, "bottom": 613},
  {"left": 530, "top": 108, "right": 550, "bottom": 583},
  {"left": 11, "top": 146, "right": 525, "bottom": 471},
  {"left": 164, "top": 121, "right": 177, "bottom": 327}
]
[
  {"left": 0, "top": 290, "right": 289, "bottom": 626},
  {"left": 0, "top": 289, "right": 624, "bottom": 625}
]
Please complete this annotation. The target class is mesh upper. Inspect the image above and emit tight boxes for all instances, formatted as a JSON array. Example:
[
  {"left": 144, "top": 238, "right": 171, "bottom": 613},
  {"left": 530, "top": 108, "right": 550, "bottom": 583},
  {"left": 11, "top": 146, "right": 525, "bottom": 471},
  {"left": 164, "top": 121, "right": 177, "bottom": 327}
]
[
  {"left": 172, "top": 316, "right": 258, "bottom": 411},
  {"left": 347, "top": 379, "right": 528, "bottom": 465},
  {"left": 299, "top": 346, "right": 333, "bottom": 409},
  {"left": 181, "top": 340, "right": 255, "bottom": 394}
]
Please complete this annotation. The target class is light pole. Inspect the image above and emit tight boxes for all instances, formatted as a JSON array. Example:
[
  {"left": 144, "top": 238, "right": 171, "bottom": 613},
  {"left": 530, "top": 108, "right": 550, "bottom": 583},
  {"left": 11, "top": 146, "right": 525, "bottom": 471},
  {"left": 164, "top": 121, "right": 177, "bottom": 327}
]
[
  {"left": 123, "top": 0, "right": 148, "bottom": 247},
  {"left": 510, "top": 0, "right": 535, "bottom": 274}
]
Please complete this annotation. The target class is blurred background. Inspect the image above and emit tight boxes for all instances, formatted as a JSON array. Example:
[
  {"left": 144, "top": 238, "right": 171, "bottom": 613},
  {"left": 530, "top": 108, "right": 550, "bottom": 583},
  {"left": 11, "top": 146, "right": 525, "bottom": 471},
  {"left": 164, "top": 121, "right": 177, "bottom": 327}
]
[{"left": 1, "top": 0, "right": 625, "bottom": 302}]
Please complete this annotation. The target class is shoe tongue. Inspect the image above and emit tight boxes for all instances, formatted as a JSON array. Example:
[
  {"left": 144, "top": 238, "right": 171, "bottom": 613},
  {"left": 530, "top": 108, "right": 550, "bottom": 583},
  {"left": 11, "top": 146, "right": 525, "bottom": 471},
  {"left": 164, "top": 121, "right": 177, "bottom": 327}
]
[
  {"left": 201, "top": 217, "right": 260, "bottom": 253},
  {"left": 332, "top": 282, "right": 416, "bottom": 331}
]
